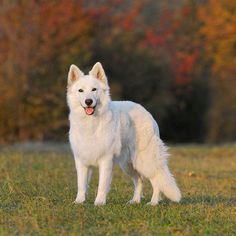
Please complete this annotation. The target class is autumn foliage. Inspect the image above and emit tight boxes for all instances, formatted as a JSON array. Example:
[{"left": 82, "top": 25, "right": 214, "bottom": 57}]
[{"left": 0, "top": 0, "right": 235, "bottom": 144}]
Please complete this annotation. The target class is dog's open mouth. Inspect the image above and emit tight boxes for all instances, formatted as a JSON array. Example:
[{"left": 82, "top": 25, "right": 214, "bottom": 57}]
[{"left": 84, "top": 106, "right": 95, "bottom": 115}]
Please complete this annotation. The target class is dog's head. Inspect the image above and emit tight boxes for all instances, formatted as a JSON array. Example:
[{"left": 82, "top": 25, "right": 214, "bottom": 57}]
[{"left": 67, "top": 62, "right": 110, "bottom": 116}]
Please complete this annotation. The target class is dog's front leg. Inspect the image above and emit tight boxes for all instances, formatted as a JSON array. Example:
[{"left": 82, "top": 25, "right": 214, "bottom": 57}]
[
  {"left": 95, "top": 158, "right": 113, "bottom": 206},
  {"left": 74, "top": 158, "right": 88, "bottom": 204}
]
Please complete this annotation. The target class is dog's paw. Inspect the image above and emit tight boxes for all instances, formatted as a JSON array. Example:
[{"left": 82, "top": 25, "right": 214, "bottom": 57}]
[
  {"left": 94, "top": 201, "right": 106, "bottom": 206},
  {"left": 94, "top": 198, "right": 106, "bottom": 206},
  {"left": 146, "top": 201, "right": 159, "bottom": 206},
  {"left": 127, "top": 199, "right": 141, "bottom": 205},
  {"left": 74, "top": 195, "right": 85, "bottom": 204}
]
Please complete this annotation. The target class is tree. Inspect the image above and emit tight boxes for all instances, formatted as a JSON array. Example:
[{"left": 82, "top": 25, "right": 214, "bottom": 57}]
[
  {"left": 86, "top": 0, "right": 210, "bottom": 142},
  {"left": 198, "top": 0, "right": 236, "bottom": 142},
  {"left": 0, "top": 0, "right": 92, "bottom": 143}
]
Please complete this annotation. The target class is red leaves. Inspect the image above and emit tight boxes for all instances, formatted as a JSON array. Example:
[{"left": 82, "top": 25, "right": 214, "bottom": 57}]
[
  {"left": 173, "top": 51, "right": 199, "bottom": 85},
  {"left": 122, "top": 8, "right": 139, "bottom": 31},
  {"left": 87, "top": 6, "right": 110, "bottom": 21},
  {"left": 141, "top": 29, "right": 165, "bottom": 47}
]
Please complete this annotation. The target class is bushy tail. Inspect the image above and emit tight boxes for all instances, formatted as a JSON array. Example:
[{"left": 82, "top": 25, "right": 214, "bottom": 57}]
[
  {"left": 155, "top": 139, "right": 181, "bottom": 202},
  {"left": 156, "top": 166, "right": 181, "bottom": 202}
]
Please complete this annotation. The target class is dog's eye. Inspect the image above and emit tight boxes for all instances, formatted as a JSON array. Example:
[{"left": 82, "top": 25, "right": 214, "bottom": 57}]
[
  {"left": 92, "top": 88, "right": 97, "bottom": 92},
  {"left": 78, "top": 89, "right": 84, "bottom": 93}
]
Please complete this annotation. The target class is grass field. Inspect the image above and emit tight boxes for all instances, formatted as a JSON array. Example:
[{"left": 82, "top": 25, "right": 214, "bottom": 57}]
[{"left": 0, "top": 144, "right": 236, "bottom": 235}]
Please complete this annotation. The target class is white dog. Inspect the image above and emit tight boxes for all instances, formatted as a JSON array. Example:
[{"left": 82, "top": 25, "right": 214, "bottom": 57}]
[{"left": 67, "top": 62, "right": 181, "bottom": 205}]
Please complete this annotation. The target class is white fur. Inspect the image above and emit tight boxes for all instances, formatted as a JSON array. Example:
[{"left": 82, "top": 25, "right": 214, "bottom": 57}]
[{"left": 67, "top": 62, "right": 181, "bottom": 205}]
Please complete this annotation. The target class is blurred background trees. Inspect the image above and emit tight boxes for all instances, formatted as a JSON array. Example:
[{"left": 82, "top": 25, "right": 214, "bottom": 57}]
[
  {"left": 198, "top": 0, "right": 236, "bottom": 142},
  {"left": 0, "top": 0, "right": 235, "bottom": 144}
]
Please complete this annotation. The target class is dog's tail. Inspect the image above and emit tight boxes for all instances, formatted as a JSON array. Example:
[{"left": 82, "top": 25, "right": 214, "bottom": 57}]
[
  {"left": 156, "top": 166, "right": 181, "bottom": 202},
  {"left": 155, "top": 139, "right": 181, "bottom": 202}
]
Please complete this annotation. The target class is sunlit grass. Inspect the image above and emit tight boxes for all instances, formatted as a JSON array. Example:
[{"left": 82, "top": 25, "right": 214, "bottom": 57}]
[{"left": 0, "top": 144, "right": 236, "bottom": 235}]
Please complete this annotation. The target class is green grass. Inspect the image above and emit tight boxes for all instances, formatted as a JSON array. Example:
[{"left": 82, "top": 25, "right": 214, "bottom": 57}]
[{"left": 0, "top": 144, "right": 236, "bottom": 235}]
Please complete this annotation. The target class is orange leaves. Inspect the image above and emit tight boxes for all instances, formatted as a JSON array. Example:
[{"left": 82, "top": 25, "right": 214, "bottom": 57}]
[
  {"left": 198, "top": 0, "right": 236, "bottom": 78},
  {"left": 197, "top": 0, "right": 236, "bottom": 142}
]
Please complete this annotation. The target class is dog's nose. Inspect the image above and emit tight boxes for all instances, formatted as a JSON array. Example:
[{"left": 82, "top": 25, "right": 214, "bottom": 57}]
[{"left": 85, "top": 99, "right": 93, "bottom": 106}]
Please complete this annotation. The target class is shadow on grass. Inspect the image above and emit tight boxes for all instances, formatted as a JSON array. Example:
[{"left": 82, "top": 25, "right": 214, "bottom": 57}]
[
  {"left": 78, "top": 194, "right": 236, "bottom": 206},
  {"left": 179, "top": 195, "right": 236, "bottom": 206}
]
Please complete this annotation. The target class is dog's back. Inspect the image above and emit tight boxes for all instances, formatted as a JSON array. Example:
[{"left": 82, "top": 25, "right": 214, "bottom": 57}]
[{"left": 111, "top": 100, "right": 160, "bottom": 149}]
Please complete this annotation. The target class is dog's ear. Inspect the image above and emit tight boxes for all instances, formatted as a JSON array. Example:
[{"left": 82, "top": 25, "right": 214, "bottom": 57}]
[
  {"left": 89, "top": 62, "right": 107, "bottom": 85},
  {"left": 68, "top": 64, "right": 84, "bottom": 86}
]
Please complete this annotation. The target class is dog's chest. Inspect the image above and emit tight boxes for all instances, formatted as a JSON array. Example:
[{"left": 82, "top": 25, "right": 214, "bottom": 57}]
[{"left": 69, "top": 114, "right": 120, "bottom": 164}]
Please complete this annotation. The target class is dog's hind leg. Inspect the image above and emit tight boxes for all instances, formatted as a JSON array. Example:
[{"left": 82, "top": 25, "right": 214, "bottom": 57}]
[
  {"left": 147, "top": 177, "right": 162, "bottom": 205},
  {"left": 120, "top": 162, "right": 143, "bottom": 204},
  {"left": 128, "top": 173, "right": 143, "bottom": 204}
]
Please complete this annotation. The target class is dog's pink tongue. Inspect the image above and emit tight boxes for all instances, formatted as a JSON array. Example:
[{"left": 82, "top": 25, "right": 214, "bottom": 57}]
[{"left": 85, "top": 107, "right": 94, "bottom": 115}]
